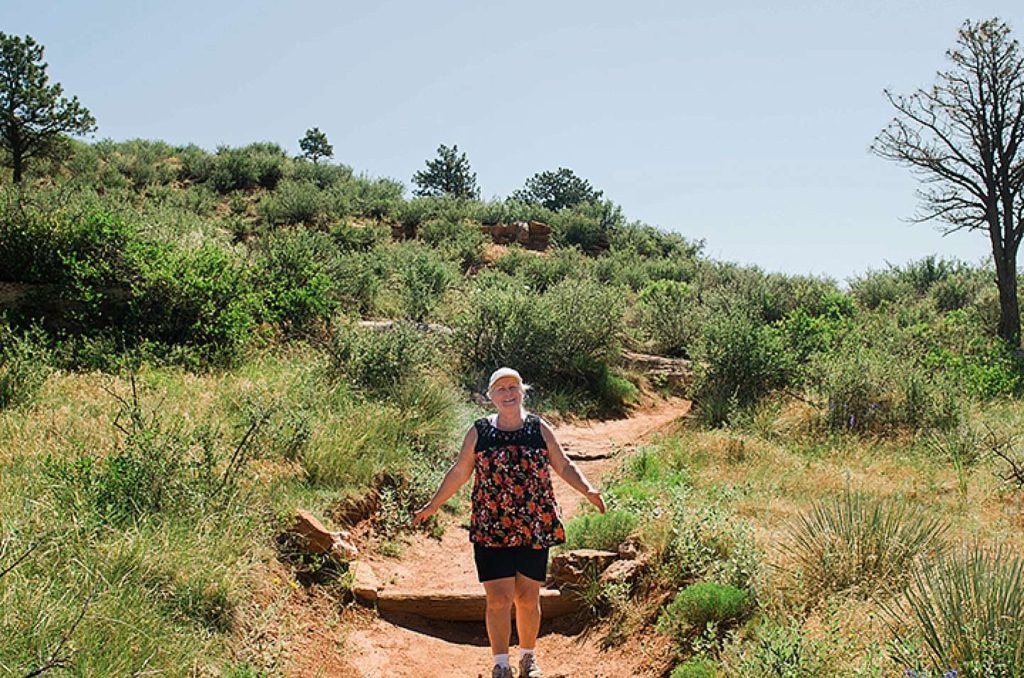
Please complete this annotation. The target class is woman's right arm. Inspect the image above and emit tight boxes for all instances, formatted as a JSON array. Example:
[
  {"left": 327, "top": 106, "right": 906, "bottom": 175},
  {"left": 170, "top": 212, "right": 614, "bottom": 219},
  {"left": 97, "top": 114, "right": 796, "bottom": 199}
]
[{"left": 412, "top": 426, "right": 477, "bottom": 525}]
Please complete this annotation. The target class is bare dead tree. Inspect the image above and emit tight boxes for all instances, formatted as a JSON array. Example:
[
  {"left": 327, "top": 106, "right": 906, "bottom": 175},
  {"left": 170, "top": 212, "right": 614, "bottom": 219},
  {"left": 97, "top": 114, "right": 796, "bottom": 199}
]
[
  {"left": 985, "top": 424, "right": 1024, "bottom": 489},
  {"left": 872, "top": 18, "right": 1024, "bottom": 345}
]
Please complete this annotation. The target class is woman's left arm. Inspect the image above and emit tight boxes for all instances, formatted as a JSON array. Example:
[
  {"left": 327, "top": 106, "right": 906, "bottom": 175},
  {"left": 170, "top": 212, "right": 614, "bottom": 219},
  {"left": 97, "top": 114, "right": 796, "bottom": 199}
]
[{"left": 540, "top": 420, "right": 606, "bottom": 514}]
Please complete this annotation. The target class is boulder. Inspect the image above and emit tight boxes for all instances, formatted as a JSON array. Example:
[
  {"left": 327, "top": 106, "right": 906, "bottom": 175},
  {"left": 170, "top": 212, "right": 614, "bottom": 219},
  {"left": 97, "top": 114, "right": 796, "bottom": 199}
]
[
  {"left": 548, "top": 549, "right": 618, "bottom": 588},
  {"left": 288, "top": 508, "right": 359, "bottom": 562},
  {"left": 350, "top": 560, "right": 381, "bottom": 603},
  {"left": 600, "top": 558, "right": 645, "bottom": 589},
  {"left": 617, "top": 536, "right": 642, "bottom": 560}
]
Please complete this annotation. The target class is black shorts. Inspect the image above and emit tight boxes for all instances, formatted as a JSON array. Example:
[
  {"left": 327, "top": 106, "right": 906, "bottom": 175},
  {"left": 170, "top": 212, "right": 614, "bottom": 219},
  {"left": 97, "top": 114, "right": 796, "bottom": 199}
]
[{"left": 473, "top": 543, "right": 549, "bottom": 583}]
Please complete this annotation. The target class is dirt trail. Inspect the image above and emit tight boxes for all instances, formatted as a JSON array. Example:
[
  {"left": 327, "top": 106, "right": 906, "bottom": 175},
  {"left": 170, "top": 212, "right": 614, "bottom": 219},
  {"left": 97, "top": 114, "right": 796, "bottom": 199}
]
[{"left": 333, "top": 398, "right": 691, "bottom": 678}]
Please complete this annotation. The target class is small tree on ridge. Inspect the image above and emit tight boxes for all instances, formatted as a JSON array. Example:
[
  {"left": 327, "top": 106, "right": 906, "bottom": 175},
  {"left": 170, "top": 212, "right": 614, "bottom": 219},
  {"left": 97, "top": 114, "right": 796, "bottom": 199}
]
[
  {"left": 511, "top": 167, "right": 603, "bottom": 211},
  {"left": 412, "top": 144, "right": 479, "bottom": 199},
  {"left": 0, "top": 32, "right": 96, "bottom": 183},
  {"left": 299, "top": 127, "right": 333, "bottom": 164}
]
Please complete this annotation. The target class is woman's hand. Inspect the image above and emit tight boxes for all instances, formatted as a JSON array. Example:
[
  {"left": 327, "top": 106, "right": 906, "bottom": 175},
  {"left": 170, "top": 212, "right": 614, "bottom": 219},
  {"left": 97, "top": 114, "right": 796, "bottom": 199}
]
[
  {"left": 411, "top": 502, "right": 437, "bottom": 526},
  {"left": 585, "top": 490, "right": 606, "bottom": 514}
]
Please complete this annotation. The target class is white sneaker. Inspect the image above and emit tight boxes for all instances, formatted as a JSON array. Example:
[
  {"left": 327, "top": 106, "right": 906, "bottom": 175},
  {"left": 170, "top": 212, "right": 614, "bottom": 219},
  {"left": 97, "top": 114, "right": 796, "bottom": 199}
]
[{"left": 519, "top": 655, "right": 543, "bottom": 678}]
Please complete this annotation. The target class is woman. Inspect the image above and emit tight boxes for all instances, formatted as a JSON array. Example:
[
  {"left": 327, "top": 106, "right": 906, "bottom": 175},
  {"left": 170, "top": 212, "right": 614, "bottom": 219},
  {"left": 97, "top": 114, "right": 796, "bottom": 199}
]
[{"left": 413, "top": 367, "right": 606, "bottom": 678}]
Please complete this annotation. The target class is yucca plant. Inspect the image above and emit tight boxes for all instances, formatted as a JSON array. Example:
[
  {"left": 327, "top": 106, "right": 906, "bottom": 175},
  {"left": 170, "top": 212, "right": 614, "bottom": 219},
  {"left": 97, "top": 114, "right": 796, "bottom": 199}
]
[
  {"left": 883, "top": 547, "right": 1024, "bottom": 678},
  {"left": 780, "top": 488, "right": 949, "bottom": 599}
]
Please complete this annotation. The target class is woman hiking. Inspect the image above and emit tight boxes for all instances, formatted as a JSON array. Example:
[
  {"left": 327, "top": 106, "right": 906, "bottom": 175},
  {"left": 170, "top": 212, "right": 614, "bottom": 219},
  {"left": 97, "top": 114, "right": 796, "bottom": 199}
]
[{"left": 413, "top": 367, "right": 606, "bottom": 678}]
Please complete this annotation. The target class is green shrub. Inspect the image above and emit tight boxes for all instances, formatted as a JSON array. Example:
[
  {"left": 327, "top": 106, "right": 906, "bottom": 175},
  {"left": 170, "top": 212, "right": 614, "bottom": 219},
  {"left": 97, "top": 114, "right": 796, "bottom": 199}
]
[
  {"left": 253, "top": 229, "right": 340, "bottom": 332},
  {"left": 257, "top": 179, "right": 329, "bottom": 225},
  {"left": 781, "top": 488, "right": 949, "bottom": 599},
  {"left": 563, "top": 510, "right": 638, "bottom": 551},
  {"left": 494, "top": 246, "right": 586, "bottom": 292},
  {"left": 452, "top": 274, "right": 625, "bottom": 397},
  {"left": 326, "top": 321, "right": 436, "bottom": 396},
  {"left": 388, "top": 243, "right": 457, "bottom": 322},
  {"left": 648, "top": 488, "right": 762, "bottom": 592},
  {"left": 808, "top": 343, "right": 962, "bottom": 434},
  {"left": 691, "top": 308, "right": 795, "bottom": 426},
  {"left": 720, "top": 619, "right": 829, "bottom": 677},
  {"left": 0, "top": 195, "right": 136, "bottom": 285},
  {"left": 419, "top": 217, "right": 487, "bottom": 271},
  {"left": 336, "top": 175, "right": 404, "bottom": 221},
  {"left": 549, "top": 200, "right": 623, "bottom": 253},
  {"left": 329, "top": 220, "right": 391, "bottom": 253},
  {"left": 333, "top": 250, "right": 385, "bottom": 315},
  {"left": 0, "top": 320, "right": 52, "bottom": 409},
  {"left": 288, "top": 159, "right": 353, "bottom": 189},
  {"left": 657, "top": 582, "right": 751, "bottom": 643},
  {"left": 884, "top": 547, "right": 1024, "bottom": 678},
  {"left": 42, "top": 376, "right": 267, "bottom": 524},
  {"left": 636, "top": 279, "right": 698, "bottom": 357},
  {"left": 670, "top": 658, "right": 719, "bottom": 678},
  {"left": 209, "top": 143, "right": 287, "bottom": 193},
  {"left": 127, "top": 243, "right": 263, "bottom": 365}
]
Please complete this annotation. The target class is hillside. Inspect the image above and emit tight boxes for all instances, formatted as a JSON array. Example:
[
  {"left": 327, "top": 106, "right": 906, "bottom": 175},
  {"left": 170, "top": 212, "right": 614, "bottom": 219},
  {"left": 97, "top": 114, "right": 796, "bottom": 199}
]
[{"left": 1, "top": 140, "right": 1023, "bottom": 677}]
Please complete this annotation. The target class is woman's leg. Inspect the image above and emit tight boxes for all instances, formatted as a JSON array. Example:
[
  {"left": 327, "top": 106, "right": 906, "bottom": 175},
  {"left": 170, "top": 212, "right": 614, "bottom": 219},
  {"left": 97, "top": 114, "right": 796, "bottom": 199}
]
[
  {"left": 483, "top": 577, "right": 516, "bottom": 655},
  {"left": 513, "top": 572, "right": 542, "bottom": 650}
]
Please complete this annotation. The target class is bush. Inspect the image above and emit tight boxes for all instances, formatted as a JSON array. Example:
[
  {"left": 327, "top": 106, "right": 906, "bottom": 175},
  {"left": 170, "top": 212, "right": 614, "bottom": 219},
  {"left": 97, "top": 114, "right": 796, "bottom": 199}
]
[
  {"left": 720, "top": 619, "right": 829, "bottom": 677},
  {"left": 42, "top": 375, "right": 266, "bottom": 524},
  {"left": 0, "top": 320, "right": 52, "bottom": 409},
  {"left": 209, "top": 143, "right": 287, "bottom": 193},
  {"left": 452, "top": 274, "right": 625, "bottom": 397},
  {"left": 257, "top": 179, "right": 329, "bottom": 225},
  {"left": 0, "top": 195, "right": 136, "bottom": 285},
  {"left": 494, "top": 246, "right": 586, "bottom": 292},
  {"left": 670, "top": 658, "right": 719, "bottom": 678},
  {"left": 326, "top": 321, "right": 436, "bottom": 396},
  {"left": 884, "top": 547, "right": 1024, "bottom": 678},
  {"left": 388, "top": 243, "right": 457, "bottom": 322},
  {"left": 419, "top": 217, "right": 487, "bottom": 271},
  {"left": 549, "top": 200, "right": 623, "bottom": 253},
  {"left": 808, "top": 343, "right": 962, "bottom": 434},
  {"left": 657, "top": 582, "right": 751, "bottom": 643},
  {"left": 253, "top": 229, "right": 340, "bottom": 332},
  {"left": 781, "top": 488, "right": 949, "bottom": 600},
  {"left": 646, "top": 488, "right": 762, "bottom": 593},
  {"left": 636, "top": 279, "right": 698, "bottom": 357},
  {"left": 127, "top": 243, "right": 263, "bottom": 365},
  {"left": 691, "top": 308, "right": 795, "bottom": 426},
  {"left": 563, "top": 510, "right": 639, "bottom": 551}
]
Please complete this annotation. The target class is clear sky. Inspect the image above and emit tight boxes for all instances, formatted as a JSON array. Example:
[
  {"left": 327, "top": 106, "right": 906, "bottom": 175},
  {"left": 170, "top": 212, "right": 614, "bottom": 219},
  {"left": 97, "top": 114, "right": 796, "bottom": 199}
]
[{"left": 3, "top": 0, "right": 1023, "bottom": 282}]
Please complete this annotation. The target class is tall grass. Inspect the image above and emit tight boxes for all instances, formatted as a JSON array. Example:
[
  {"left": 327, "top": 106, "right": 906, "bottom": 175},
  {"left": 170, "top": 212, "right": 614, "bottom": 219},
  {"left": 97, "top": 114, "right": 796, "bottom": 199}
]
[
  {"left": 884, "top": 547, "right": 1024, "bottom": 678},
  {"left": 780, "top": 488, "right": 949, "bottom": 599}
]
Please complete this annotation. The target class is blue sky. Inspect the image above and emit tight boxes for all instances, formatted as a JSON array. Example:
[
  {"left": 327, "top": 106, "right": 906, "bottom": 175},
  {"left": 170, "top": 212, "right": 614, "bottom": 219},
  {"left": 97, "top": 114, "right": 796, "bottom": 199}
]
[{"left": 3, "top": 0, "right": 1022, "bottom": 281}]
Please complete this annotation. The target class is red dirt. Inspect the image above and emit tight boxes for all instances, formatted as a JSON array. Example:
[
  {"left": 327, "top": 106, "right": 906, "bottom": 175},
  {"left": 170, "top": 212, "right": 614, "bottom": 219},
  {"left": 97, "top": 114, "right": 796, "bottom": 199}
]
[{"left": 317, "top": 398, "right": 690, "bottom": 678}]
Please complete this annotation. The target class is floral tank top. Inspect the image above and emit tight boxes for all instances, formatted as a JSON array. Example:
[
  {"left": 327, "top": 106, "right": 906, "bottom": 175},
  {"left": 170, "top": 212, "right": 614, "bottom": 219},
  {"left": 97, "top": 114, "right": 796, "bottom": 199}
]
[{"left": 469, "top": 414, "right": 566, "bottom": 549}]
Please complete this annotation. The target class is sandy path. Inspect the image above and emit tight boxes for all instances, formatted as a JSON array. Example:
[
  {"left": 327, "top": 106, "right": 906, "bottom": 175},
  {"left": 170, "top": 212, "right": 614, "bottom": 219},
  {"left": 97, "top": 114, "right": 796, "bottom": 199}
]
[{"left": 333, "top": 398, "right": 691, "bottom": 678}]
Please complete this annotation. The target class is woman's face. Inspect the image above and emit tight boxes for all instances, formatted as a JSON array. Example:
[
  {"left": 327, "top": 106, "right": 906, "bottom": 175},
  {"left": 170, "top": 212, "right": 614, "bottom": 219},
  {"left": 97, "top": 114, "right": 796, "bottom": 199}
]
[{"left": 489, "top": 377, "right": 524, "bottom": 413}]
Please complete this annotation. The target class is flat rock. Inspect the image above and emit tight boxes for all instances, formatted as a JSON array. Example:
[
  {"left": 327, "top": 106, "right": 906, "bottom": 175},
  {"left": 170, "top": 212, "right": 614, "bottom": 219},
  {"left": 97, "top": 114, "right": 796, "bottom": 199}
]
[
  {"left": 350, "top": 560, "right": 381, "bottom": 603},
  {"left": 600, "top": 559, "right": 644, "bottom": 589},
  {"left": 376, "top": 588, "right": 579, "bottom": 621},
  {"left": 548, "top": 549, "right": 619, "bottom": 588},
  {"left": 289, "top": 508, "right": 359, "bottom": 561}
]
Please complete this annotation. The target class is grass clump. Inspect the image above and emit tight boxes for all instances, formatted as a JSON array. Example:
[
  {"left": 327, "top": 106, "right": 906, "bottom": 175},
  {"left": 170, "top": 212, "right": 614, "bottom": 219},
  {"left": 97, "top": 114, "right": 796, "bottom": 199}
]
[
  {"left": 781, "top": 488, "right": 949, "bottom": 600},
  {"left": 563, "top": 509, "right": 638, "bottom": 551},
  {"left": 884, "top": 547, "right": 1024, "bottom": 678},
  {"left": 670, "top": 657, "right": 719, "bottom": 678},
  {"left": 0, "top": 320, "right": 52, "bottom": 410},
  {"left": 656, "top": 582, "right": 751, "bottom": 643}
]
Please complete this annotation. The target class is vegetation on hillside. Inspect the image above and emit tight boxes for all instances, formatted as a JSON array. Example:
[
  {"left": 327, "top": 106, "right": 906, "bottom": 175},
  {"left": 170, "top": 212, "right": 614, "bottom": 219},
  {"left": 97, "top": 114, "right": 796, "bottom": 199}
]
[{"left": 2, "top": 18, "right": 1024, "bottom": 676}]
